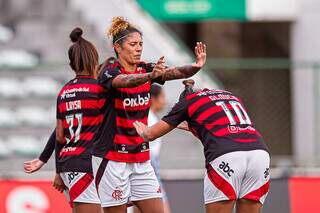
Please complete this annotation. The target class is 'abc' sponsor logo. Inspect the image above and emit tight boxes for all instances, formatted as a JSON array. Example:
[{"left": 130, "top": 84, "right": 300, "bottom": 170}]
[
  {"left": 68, "top": 172, "right": 79, "bottom": 184},
  {"left": 123, "top": 94, "right": 150, "bottom": 108},
  {"left": 218, "top": 161, "right": 234, "bottom": 177}
]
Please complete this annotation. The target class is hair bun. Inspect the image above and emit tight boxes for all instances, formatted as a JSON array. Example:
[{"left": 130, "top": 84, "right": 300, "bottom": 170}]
[
  {"left": 107, "top": 16, "right": 131, "bottom": 38},
  {"left": 70, "top": 27, "right": 83, "bottom": 42}
]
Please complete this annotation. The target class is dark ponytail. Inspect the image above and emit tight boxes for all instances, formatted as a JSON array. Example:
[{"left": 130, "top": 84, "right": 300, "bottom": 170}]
[
  {"left": 68, "top": 27, "right": 99, "bottom": 76},
  {"left": 70, "top": 27, "right": 83, "bottom": 42}
]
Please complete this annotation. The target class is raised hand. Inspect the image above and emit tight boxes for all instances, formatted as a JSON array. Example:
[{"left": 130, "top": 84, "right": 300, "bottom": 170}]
[
  {"left": 192, "top": 42, "right": 207, "bottom": 69},
  {"left": 150, "top": 56, "right": 166, "bottom": 80},
  {"left": 133, "top": 121, "right": 147, "bottom": 139},
  {"left": 24, "top": 158, "right": 45, "bottom": 173}
]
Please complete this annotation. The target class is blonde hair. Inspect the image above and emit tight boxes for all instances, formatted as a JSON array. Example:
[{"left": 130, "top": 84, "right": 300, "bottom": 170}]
[{"left": 107, "top": 16, "right": 141, "bottom": 44}]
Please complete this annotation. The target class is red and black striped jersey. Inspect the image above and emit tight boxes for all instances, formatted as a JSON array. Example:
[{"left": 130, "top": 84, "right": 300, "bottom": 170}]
[
  {"left": 93, "top": 60, "right": 164, "bottom": 163},
  {"left": 162, "top": 88, "right": 268, "bottom": 165},
  {"left": 56, "top": 75, "right": 106, "bottom": 173}
]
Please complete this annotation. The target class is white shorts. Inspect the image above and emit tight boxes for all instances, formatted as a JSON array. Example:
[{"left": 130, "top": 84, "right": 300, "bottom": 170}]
[
  {"left": 92, "top": 156, "right": 162, "bottom": 208},
  {"left": 60, "top": 172, "right": 100, "bottom": 204},
  {"left": 204, "top": 150, "right": 270, "bottom": 205}
]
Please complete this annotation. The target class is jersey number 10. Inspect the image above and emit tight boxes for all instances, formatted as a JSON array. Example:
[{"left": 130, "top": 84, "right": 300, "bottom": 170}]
[
  {"left": 65, "top": 113, "right": 83, "bottom": 144},
  {"left": 215, "top": 101, "right": 252, "bottom": 125}
]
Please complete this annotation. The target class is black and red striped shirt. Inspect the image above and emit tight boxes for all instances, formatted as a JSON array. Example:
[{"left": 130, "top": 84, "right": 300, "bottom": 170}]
[
  {"left": 93, "top": 61, "right": 163, "bottom": 163},
  {"left": 162, "top": 88, "right": 268, "bottom": 165},
  {"left": 56, "top": 75, "right": 106, "bottom": 172}
]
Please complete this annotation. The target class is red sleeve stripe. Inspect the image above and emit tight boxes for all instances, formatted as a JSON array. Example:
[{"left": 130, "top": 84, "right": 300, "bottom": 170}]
[
  {"left": 62, "top": 115, "right": 104, "bottom": 128},
  {"left": 188, "top": 97, "right": 212, "bottom": 117},
  {"left": 59, "top": 147, "right": 85, "bottom": 157},
  {"left": 114, "top": 134, "right": 144, "bottom": 145},
  {"left": 117, "top": 83, "right": 150, "bottom": 94},
  {"left": 116, "top": 117, "right": 148, "bottom": 128},
  {"left": 58, "top": 99, "right": 106, "bottom": 113},
  {"left": 105, "top": 150, "right": 150, "bottom": 163},
  {"left": 58, "top": 84, "right": 104, "bottom": 96},
  {"left": 115, "top": 98, "right": 150, "bottom": 111}
]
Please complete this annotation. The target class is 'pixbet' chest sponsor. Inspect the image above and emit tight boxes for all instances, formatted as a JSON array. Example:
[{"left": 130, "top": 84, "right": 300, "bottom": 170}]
[{"left": 123, "top": 94, "right": 150, "bottom": 108}]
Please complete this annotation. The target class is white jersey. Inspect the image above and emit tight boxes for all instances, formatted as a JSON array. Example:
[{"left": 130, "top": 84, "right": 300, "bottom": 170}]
[{"left": 148, "top": 110, "right": 162, "bottom": 158}]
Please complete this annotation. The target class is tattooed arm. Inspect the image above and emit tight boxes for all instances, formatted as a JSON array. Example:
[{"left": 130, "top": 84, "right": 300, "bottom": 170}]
[
  {"left": 112, "top": 56, "right": 166, "bottom": 88},
  {"left": 112, "top": 73, "right": 152, "bottom": 88},
  {"left": 161, "top": 42, "right": 206, "bottom": 81}
]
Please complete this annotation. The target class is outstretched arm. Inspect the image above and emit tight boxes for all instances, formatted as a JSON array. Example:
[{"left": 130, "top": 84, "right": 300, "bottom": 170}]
[
  {"left": 161, "top": 42, "right": 206, "bottom": 81},
  {"left": 112, "top": 57, "right": 166, "bottom": 88},
  {"left": 134, "top": 120, "right": 174, "bottom": 141},
  {"left": 24, "top": 129, "right": 56, "bottom": 173}
]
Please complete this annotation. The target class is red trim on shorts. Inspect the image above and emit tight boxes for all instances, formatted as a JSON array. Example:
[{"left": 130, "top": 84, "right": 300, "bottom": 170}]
[
  {"left": 207, "top": 164, "right": 237, "bottom": 200},
  {"left": 242, "top": 181, "right": 270, "bottom": 202},
  {"left": 69, "top": 173, "right": 94, "bottom": 202}
]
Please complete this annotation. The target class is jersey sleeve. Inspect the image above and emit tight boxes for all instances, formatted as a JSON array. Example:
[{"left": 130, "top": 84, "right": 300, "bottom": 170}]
[
  {"left": 55, "top": 140, "right": 64, "bottom": 173},
  {"left": 145, "top": 63, "right": 165, "bottom": 85},
  {"left": 38, "top": 129, "right": 56, "bottom": 163},
  {"left": 98, "top": 67, "right": 121, "bottom": 90},
  {"left": 56, "top": 96, "right": 63, "bottom": 120},
  {"left": 162, "top": 97, "right": 188, "bottom": 127}
]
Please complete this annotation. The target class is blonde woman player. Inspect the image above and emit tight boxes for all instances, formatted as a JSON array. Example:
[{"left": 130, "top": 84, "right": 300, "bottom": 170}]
[{"left": 92, "top": 17, "right": 206, "bottom": 213}]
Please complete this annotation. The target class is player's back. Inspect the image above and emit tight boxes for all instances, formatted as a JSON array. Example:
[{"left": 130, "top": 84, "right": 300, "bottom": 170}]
[
  {"left": 185, "top": 89, "right": 268, "bottom": 164},
  {"left": 56, "top": 75, "right": 106, "bottom": 173}
]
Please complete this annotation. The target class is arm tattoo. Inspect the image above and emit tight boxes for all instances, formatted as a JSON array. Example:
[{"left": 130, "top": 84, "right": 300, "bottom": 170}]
[
  {"left": 112, "top": 73, "right": 152, "bottom": 88},
  {"left": 162, "top": 65, "right": 200, "bottom": 81}
]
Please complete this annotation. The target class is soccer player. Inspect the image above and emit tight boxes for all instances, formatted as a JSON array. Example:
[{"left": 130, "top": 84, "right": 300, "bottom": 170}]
[
  {"left": 92, "top": 16, "right": 206, "bottom": 213},
  {"left": 133, "top": 81, "right": 270, "bottom": 213},
  {"left": 54, "top": 27, "right": 103, "bottom": 213}
]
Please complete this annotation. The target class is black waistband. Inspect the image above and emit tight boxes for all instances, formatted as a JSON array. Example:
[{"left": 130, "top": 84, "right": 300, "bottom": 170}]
[{"left": 114, "top": 142, "right": 149, "bottom": 154}]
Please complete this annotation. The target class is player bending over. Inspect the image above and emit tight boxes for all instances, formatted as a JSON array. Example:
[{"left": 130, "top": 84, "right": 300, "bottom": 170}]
[{"left": 133, "top": 81, "right": 270, "bottom": 213}]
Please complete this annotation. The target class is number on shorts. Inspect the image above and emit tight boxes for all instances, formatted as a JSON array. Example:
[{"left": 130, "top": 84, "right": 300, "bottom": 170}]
[
  {"left": 216, "top": 101, "right": 252, "bottom": 125},
  {"left": 65, "top": 113, "right": 83, "bottom": 144}
]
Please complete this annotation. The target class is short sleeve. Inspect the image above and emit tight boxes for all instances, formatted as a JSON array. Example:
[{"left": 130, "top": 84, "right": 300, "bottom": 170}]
[
  {"left": 162, "top": 97, "right": 188, "bottom": 127},
  {"left": 98, "top": 67, "right": 121, "bottom": 90},
  {"left": 145, "top": 63, "right": 165, "bottom": 85}
]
